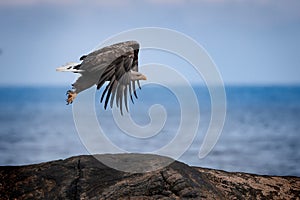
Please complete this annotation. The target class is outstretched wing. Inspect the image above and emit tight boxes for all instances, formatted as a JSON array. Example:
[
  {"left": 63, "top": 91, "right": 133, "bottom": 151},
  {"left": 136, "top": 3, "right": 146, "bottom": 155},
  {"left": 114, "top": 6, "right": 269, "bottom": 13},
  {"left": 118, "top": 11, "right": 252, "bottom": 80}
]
[
  {"left": 71, "top": 41, "right": 140, "bottom": 103},
  {"left": 98, "top": 48, "right": 140, "bottom": 115},
  {"left": 79, "top": 41, "right": 139, "bottom": 73}
]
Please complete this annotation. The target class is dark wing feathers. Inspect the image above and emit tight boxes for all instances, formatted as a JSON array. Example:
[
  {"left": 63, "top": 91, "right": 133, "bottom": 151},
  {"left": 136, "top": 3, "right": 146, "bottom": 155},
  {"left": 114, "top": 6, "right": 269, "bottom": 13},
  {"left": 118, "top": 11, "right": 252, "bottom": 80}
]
[
  {"left": 80, "top": 55, "right": 87, "bottom": 60},
  {"left": 72, "top": 41, "right": 140, "bottom": 114},
  {"left": 79, "top": 41, "right": 138, "bottom": 72},
  {"left": 109, "top": 80, "right": 118, "bottom": 108},
  {"left": 128, "top": 79, "right": 134, "bottom": 104},
  {"left": 100, "top": 82, "right": 110, "bottom": 103},
  {"left": 81, "top": 41, "right": 140, "bottom": 114},
  {"left": 123, "top": 85, "right": 129, "bottom": 112},
  {"left": 100, "top": 70, "right": 136, "bottom": 114},
  {"left": 116, "top": 84, "right": 123, "bottom": 114},
  {"left": 132, "top": 81, "right": 138, "bottom": 99}
]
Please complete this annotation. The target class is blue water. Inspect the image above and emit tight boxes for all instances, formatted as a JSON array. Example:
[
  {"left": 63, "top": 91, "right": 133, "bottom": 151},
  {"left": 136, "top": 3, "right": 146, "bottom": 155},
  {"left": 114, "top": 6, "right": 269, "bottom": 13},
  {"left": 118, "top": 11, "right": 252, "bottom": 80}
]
[{"left": 0, "top": 85, "right": 299, "bottom": 176}]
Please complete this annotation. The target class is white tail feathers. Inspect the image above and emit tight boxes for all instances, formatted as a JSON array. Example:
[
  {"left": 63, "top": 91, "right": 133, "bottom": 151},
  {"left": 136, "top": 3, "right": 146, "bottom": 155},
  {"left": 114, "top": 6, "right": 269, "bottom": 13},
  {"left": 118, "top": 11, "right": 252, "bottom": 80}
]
[{"left": 56, "top": 62, "right": 83, "bottom": 72}]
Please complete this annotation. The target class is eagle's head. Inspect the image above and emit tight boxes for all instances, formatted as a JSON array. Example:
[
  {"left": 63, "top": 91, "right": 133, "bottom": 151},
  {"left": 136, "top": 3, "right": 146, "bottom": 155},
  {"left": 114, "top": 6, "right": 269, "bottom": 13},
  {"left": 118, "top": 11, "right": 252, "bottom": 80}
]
[{"left": 130, "top": 71, "right": 147, "bottom": 81}]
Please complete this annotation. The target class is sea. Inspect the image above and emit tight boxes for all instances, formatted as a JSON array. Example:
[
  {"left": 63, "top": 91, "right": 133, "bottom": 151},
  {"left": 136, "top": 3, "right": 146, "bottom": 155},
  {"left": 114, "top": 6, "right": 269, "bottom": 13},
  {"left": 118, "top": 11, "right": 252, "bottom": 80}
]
[{"left": 0, "top": 85, "right": 299, "bottom": 176}]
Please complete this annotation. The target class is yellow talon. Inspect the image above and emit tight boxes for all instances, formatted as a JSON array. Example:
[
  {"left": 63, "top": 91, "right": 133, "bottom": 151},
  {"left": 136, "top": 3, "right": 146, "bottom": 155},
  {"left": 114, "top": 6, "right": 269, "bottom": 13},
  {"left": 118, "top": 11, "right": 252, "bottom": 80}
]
[{"left": 66, "top": 90, "right": 77, "bottom": 105}]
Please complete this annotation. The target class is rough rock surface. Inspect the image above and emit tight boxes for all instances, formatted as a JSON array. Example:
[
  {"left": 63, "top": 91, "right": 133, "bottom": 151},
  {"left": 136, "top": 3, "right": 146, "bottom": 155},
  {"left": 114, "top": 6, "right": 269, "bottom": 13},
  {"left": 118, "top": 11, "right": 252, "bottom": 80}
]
[{"left": 0, "top": 154, "right": 299, "bottom": 199}]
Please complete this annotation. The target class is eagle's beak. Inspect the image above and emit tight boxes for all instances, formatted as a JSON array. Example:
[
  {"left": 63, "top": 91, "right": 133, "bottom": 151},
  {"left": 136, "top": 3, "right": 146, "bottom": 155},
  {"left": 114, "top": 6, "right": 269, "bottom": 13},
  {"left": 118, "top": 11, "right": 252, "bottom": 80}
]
[{"left": 141, "top": 75, "right": 147, "bottom": 80}]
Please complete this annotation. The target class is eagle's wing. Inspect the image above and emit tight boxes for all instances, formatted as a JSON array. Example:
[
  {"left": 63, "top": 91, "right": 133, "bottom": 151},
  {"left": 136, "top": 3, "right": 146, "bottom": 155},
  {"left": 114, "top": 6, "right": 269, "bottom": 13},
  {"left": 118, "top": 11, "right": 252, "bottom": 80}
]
[
  {"left": 79, "top": 41, "right": 137, "bottom": 73},
  {"left": 98, "top": 50, "right": 140, "bottom": 115},
  {"left": 71, "top": 41, "right": 140, "bottom": 104},
  {"left": 72, "top": 41, "right": 140, "bottom": 114}
]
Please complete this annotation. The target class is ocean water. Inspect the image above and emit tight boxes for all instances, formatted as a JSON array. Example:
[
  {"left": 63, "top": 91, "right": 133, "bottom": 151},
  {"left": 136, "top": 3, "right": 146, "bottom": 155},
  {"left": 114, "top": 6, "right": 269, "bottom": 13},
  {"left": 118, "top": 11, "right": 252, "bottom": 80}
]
[{"left": 0, "top": 85, "right": 299, "bottom": 176}]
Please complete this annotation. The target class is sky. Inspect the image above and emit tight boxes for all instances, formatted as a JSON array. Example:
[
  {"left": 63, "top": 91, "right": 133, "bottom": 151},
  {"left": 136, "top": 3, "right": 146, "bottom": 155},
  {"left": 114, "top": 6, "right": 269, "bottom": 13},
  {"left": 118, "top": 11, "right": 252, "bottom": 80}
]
[{"left": 0, "top": 0, "right": 299, "bottom": 86}]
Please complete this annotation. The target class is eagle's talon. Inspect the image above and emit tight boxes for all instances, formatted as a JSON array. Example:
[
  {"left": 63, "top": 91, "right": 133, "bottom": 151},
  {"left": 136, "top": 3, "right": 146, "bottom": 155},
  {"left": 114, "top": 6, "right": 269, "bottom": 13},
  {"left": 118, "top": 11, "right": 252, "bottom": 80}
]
[{"left": 66, "top": 90, "right": 77, "bottom": 105}]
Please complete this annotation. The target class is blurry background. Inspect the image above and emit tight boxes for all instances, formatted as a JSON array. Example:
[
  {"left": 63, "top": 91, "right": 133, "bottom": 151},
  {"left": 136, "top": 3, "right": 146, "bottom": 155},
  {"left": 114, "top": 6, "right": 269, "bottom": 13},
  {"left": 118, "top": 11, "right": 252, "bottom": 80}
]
[{"left": 0, "top": 0, "right": 299, "bottom": 176}]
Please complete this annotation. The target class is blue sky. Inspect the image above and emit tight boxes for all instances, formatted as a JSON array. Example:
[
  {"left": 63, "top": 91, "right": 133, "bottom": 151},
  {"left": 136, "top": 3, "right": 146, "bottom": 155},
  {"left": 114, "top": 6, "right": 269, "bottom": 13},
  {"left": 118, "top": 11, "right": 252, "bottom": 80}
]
[{"left": 0, "top": 0, "right": 299, "bottom": 85}]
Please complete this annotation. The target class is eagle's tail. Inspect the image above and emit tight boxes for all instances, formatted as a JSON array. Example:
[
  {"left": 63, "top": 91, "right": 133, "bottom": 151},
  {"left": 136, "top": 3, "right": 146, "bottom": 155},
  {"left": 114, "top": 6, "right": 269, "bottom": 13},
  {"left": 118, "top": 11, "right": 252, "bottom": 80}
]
[{"left": 56, "top": 62, "right": 83, "bottom": 73}]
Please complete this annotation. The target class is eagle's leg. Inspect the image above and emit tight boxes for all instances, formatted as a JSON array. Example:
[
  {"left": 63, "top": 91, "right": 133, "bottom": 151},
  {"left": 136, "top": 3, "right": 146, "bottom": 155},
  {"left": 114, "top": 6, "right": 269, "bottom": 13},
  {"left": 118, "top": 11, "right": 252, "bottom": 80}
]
[{"left": 66, "top": 90, "right": 77, "bottom": 105}]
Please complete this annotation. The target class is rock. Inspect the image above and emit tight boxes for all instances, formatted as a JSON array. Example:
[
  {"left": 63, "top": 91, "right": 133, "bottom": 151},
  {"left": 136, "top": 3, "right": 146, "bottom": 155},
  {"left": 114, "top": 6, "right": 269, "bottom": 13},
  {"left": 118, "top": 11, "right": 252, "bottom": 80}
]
[{"left": 0, "top": 154, "right": 299, "bottom": 199}]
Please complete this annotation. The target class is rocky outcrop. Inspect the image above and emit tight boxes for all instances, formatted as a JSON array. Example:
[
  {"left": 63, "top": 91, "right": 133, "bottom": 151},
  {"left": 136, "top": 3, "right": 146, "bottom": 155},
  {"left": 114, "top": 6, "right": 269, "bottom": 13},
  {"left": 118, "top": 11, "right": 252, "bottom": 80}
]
[{"left": 0, "top": 154, "right": 299, "bottom": 199}]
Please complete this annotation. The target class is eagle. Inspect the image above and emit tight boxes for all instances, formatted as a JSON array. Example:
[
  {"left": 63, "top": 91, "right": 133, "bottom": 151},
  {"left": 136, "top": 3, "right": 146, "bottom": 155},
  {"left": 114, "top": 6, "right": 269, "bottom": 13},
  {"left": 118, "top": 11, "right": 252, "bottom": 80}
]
[{"left": 56, "top": 41, "right": 147, "bottom": 114}]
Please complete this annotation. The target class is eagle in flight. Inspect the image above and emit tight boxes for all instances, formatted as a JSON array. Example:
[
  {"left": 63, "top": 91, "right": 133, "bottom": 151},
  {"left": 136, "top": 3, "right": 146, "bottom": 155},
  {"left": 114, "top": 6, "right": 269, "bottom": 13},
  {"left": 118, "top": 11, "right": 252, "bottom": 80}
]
[{"left": 56, "top": 41, "right": 147, "bottom": 114}]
